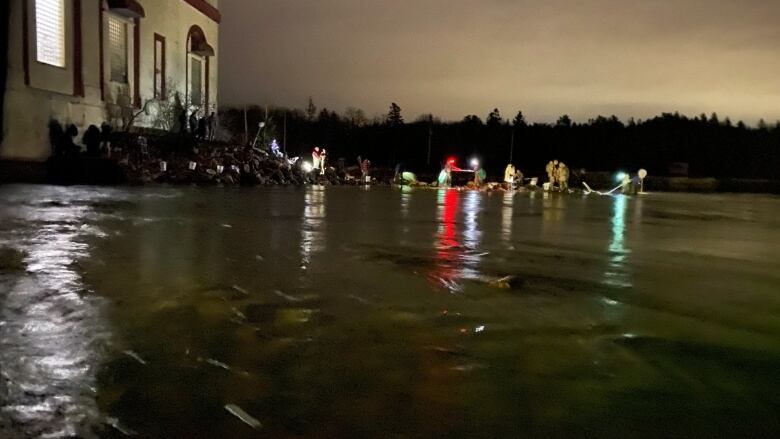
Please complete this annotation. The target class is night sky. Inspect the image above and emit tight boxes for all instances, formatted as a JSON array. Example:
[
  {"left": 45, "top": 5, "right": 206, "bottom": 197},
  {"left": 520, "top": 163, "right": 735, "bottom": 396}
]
[{"left": 219, "top": 0, "right": 780, "bottom": 124}]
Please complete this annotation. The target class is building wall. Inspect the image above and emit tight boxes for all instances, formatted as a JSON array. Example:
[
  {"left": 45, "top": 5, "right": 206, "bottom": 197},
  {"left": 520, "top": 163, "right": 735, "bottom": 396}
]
[{"left": 1, "top": 0, "right": 220, "bottom": 161}]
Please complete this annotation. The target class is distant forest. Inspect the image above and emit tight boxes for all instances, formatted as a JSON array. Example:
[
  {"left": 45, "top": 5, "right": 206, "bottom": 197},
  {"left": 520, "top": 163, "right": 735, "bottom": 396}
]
[{"left": 220, "top": 100, "right": 780, "bottom": 179}]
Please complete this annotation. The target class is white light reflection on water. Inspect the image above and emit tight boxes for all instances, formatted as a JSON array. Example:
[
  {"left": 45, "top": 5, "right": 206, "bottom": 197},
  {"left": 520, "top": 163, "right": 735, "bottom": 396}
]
[
  {"left": 604, "top": 195, "right": 632, "bottom": 288},
  {"left": 0, "top": 195, "right": 109, "bottom": 438},
  {"left": 501, "top": 190, "right": 514, "bottom": 245},
  {"left": 301, "top": 185, "right": 327, "bottom": 269},
  {"left": 399, "top": 186, "right": 414, "bottom": 246},
  {"left": 461, "top": 190, "right": 483, "bottom": 278}
]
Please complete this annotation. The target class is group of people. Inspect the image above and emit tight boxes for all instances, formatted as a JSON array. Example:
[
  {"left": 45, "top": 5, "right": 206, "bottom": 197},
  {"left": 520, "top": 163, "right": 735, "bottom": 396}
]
[
  {"left": 49, "top": 120, "right": 114, "bottom": 158},
  {"left": 503, "top": 164, "right": 525, "bottom": 188},
  {"left": 545, "top": 160, "right": 570, "bottom": 191},
  {"left": 309, "top": 146, "right": 373, "bottom": 182},
  {"left": 179, "top": 110, "right": 217, "bottom": 141}
]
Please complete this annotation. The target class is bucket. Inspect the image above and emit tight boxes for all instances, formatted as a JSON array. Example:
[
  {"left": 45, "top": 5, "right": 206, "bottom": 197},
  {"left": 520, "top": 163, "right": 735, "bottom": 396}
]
[
  {"left": 188, "top": 161, "right": 197, "bottom": 171},
  {"left": 542, "top": 182, "right": 550, "bottom": 191},
  {"left": 216, "top": 165, "right": 224, "bottom": 174},
  {"left": 159, "top": 161, "right": 167, "bottom": 172}
]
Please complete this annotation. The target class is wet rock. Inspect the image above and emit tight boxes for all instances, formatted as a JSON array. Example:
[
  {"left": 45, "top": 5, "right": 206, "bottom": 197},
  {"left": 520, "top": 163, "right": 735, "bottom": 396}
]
[{"left": 487, "top": 275, "right": 524, "bottom": 290}]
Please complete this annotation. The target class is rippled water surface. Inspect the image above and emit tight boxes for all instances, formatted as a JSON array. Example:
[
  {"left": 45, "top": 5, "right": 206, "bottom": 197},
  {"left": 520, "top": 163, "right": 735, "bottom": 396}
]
[{"left": 1, "top": 184, "right": 779, "bottom": 438}]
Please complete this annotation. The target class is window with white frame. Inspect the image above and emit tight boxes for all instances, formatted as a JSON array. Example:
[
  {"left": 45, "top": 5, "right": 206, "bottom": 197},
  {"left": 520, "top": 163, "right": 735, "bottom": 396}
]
[
  {"left": 35, "top": 0, "right": 66, "bottom": 67},
  {"left": 108, "top": 15, "right": 129, "bottom": 83}
]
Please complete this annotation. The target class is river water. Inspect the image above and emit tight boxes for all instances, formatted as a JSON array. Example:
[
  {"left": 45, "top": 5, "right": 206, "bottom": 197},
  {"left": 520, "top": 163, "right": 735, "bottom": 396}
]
[{"left": 0, "top": 184, "right": 778, "bottom": 438}]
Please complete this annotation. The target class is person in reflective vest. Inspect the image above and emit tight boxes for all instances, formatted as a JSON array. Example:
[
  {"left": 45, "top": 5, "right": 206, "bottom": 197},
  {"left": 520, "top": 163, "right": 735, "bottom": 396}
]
[{"left": 312, "top": 147, "right": 321, "bottom": 171}]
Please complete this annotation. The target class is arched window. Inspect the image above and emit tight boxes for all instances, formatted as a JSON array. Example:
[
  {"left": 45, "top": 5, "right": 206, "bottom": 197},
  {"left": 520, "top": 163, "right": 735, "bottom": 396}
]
[{"left": 186, "top": 25, "right": 214, "bottom": 111}]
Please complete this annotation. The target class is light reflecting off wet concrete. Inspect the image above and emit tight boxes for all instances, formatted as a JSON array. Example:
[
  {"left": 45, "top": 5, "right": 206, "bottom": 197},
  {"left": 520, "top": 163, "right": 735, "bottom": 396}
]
[{"left": 1, "top": 185, "right": 779, "bottom": 438}]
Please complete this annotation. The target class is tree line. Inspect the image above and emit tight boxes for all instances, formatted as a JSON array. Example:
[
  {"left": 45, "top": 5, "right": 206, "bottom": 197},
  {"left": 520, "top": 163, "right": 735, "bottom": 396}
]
[{"left": 220, "top": 100, "right": 780, "bottom": 179}]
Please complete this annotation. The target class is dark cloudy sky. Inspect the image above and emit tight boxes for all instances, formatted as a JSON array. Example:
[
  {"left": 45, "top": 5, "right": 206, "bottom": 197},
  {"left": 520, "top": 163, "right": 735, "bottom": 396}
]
[{"left": 219, "top": 0, "right": 780, "bottom": 124}]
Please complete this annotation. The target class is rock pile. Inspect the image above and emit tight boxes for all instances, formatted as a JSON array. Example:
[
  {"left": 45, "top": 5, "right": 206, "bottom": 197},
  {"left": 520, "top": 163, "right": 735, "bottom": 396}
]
[{"left": 117, "top": 141, "right": 361, "bottom": 186}]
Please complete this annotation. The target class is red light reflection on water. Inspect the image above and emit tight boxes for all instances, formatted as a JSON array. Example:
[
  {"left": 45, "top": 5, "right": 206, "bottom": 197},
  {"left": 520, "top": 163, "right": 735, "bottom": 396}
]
[{"left": 429, "top": 189, "right": 464, "bottom": 292}]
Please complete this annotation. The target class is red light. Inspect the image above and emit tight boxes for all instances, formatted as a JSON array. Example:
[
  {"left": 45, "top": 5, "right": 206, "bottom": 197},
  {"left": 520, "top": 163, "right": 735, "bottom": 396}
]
[{"left": 447, "top": 157, "right": 456, "bottom": 165}]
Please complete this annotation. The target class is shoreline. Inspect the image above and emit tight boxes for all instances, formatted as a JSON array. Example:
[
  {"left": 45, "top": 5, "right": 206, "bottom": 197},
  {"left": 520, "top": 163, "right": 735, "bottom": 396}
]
[{"left": 2, "top": 157, "right": 779, "bottom": 194}]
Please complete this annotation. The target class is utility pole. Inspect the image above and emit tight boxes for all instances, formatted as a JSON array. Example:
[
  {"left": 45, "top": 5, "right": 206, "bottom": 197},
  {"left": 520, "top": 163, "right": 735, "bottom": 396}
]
[
  {"left": 426, "top": 117, "right": 433, "bottom": 166},
  {"left": 283, "top": 111, "right": 287, "bottom": 155},
  {"left": 243, "top": 104, "right": 248, "bottom": 145},
  {"left": 509, "top": 129, "right": 515, "bottom": 163}
]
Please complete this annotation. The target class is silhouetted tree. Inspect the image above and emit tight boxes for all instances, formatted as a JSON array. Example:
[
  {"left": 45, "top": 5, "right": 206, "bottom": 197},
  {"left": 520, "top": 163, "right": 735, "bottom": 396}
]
[
  {"left": 512, "top": 111, "right": 527, "bottom": 128},
  {"left": 387, "top": 103, "right": 404, "bottom": 127},
  {"left": 462, "top": 115, "right": 483, "bottom": 126},
  {"left": 344, "top": 107, "right": 367, "bottom": 127},
  {"left": 306, "top": 97, "right": 317, "bottom": 121},
  {"left": 219, "top": 104, "right": 780, "bottom": 180},
  {"left": 556, "top": 114, "right": 572, "bottom": 128},
  {"left": 486, "top": 108, "right": 502, "bottom": 127},
  {"left": 709, "top": 112, "right": 720, "bottom": 125}
]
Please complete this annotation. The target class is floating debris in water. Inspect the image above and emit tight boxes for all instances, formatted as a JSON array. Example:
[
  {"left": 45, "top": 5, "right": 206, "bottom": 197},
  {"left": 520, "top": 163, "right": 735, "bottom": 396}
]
[
  {"left": 231, "top": 285, "right": 250, "bottom": 295},
  {"left": 122, "top": 350, "right": 147, "bottom": 365},
  {"left": 221, "top": 224, "right": 233, "bottom": 228},
  {"left": 475, "top": 325, "right": 485, "bottom": 333},
  {"left": 451, "top": 363, "right": 487, "bottom": 372},
  {"left": 105, "top": 416, "right": 138, "bottom": 436},
  {"left": 348, "top": 294, "right": 371, "bottom": 305},
  {"left": 198, "top": 357, "right": 251, "bottom": 377},
  {"left": 200, "top": 357, "right": 231, "bottom": 371},
  {"left": 254, "top": 254, "right": 264, "bottom": 261},
  {"left": 274, "top": 290, "right": 302, "bottom": 302},
  {"left": 231, "top": 306, "right": 247, "bottom": 320},
  {"left": 425, "top": 346, "right": 469, "bottom": 357},
  {"left": 486, "top": 275, "right": 523, "bottom": 290},
  {"left": 601, "top": 297, "right": 620, "bottom": 306},
  {"left": 225, "top": 404, "right": 262, "bottom": 429}
]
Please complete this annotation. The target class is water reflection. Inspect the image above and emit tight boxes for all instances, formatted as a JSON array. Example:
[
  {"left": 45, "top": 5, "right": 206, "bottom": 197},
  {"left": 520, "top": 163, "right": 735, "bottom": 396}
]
[
  {"left": 461, "top": 190, "right": 483, "bottom": 277},
  {"left": 0, "top": 195, "right": 108, "bottom": 438},
  {"left": 430, "top": 189, "right": 462, "bottom": 292},
  {"left": 501, "top": 191, "right": 514, "bottom": 244},
  {"left": 604, "top": 195, "right": 632, "bottom": 288},
  {"left": 301, "top": 185, "right": 327, "bottom": 269},
  {"left": 429, "top": 189, "right": 484, "bottom": 292}
]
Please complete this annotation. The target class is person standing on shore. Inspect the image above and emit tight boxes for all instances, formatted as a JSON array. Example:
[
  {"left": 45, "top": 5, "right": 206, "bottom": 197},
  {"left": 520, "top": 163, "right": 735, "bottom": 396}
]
[
  {"left": 312, "top": 147, "right": 321, "bottom": 172},
  {"left": 178, "top": 109, "right": 188, "bottom": 135},
  {"left": 504, "top": 164, "right": 515, "bottom": 187},
  {"left": 546, "top": 161, "right": 555, "bottom": 185},
  {"left": 361, "top": 158, "right": 371, "bottom": 182},
  {"left": 474, "top": 165, "right": 487, "bottom": 187},
  {"left": 557, "top": 162, "right": 570, "bottom": 191},
  {"left": 320, "top": 149, "right": 327, "bottom": 175},
  {"left": 189, "top": 111, "right": 198, "bottom": 137},
  {"left": 514, "top": 168, "right": 524, "bottom": 189},
  {"left": 207, "top": 112, "right": 217, "bottom": 141}
]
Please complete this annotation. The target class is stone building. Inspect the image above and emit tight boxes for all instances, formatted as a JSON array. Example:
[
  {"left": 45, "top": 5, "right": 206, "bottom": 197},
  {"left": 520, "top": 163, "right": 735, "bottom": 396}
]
[{"left": 1, "top": 0, "right": 220, "bottom": 160}]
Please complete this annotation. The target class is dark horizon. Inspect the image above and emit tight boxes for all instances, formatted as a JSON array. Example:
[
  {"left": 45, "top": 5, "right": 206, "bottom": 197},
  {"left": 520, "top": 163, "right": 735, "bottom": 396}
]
[{"left": 219, "top": 0, "right": 780, "bottom": 125}]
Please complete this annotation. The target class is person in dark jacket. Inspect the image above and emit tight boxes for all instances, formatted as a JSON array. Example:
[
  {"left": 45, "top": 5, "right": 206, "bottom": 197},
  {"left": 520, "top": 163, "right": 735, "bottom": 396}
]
[
  {"left": 189, "top": 111, "right": 198, "bottom": 136},
  {"left": 83, "top": 125, "right": 101, "bottom": 156},
  {"left": 198, "top": 116, "right": 207, "bottom": 140}
]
